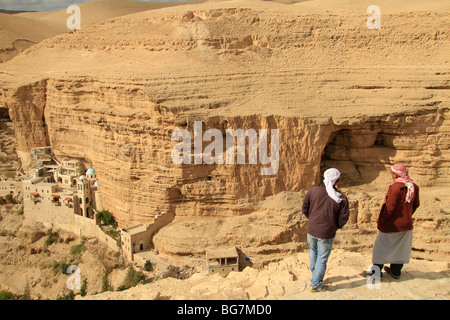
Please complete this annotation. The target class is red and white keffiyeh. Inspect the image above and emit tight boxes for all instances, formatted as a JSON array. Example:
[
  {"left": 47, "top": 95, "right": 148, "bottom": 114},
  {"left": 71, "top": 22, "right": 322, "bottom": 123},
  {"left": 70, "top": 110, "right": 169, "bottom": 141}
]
[{"left": 391, "top": 164, "right": 415, "bottom": 203}]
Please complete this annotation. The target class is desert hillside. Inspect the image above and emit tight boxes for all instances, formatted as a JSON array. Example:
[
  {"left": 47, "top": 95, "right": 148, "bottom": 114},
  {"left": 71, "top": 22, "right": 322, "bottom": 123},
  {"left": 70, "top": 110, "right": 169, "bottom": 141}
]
[
  {"left": 0, "top": 203, "right": 128, "bottom": 299},
  {"left": 0, "top": 0, "right": 205, "bottom": 63},
  {"left": 0, "top": 0, "right": 448, "bottom": 300}
]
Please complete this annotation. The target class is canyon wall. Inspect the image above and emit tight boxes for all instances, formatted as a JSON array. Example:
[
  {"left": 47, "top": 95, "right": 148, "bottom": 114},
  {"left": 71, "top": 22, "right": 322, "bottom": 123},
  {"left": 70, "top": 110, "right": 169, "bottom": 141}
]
[
  {"left": 4, "top": 74, "right": 449, "bottom": 228},
  {"left": 0, "top": 103, "right": 19, "bottom": 176},
  {"left": 0, "top": 1, "right": 449, "bottom": 243},
  {"left": 322, "top": 108, "right": 450, "bottom": 187},
  {"left": 5, "top": 77, "right": 335, "bottom": 225}
]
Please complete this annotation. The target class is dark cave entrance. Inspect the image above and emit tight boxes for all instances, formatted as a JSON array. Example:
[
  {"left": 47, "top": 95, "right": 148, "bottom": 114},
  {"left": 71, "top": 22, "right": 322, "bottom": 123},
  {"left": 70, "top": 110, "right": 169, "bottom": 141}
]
[
  {"left": 320, "top": 127, "right": 397, "bottom": 188},
  {"left": 0, "top": 106, "right": 11, "bottom": 122}
]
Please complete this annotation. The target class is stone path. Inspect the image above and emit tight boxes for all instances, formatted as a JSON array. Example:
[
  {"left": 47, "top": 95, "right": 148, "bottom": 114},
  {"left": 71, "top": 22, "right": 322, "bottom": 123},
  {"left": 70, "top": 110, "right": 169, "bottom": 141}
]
[
  {"left": 282, "top": 269, "right": 450, "bottom": 300},
  {"left": 279, "top": 251, "right": 450, "bottom": 300}
]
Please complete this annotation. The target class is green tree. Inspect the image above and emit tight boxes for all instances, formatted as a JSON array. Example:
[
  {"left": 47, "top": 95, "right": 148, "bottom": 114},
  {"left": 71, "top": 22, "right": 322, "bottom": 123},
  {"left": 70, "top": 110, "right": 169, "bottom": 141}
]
[
  {"left": 22, "top": 278, "right": 31, "bottom": 300},
  {"left": 97, "top": 210, "right": 117, "bottom": 227},
  {"left": 80, "top": 278, "right": 88, "bottom": 297},
  {"left": 101, "top": 268, "right": 113, "bottom": 292},
  {"left": 119, "top": 265, "right": 146, "bottom": 290},
  {"left": 144, "top": 260, "right": 153, "bottom": 272}
]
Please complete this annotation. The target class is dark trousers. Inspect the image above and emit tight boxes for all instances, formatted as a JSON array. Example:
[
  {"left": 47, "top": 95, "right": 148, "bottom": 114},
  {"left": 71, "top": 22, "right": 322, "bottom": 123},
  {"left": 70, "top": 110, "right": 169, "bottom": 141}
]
[{"left": 375, "top": 263, "right": 403, "bottom": 276}]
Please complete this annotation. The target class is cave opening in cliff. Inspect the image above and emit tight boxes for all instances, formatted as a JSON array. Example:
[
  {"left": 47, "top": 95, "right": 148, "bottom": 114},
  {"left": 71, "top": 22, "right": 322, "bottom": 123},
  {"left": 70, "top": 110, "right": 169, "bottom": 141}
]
[
  {"left": 0, "top": 107, "right": 11, "bottom": 122},
  {"left": 320, "top": 128, "right": 397, "bottom": 188}
]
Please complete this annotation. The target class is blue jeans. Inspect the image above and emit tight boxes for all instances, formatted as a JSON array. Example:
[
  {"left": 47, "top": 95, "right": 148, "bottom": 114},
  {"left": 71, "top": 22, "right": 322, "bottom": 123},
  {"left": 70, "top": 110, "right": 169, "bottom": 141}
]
[{"left": 307, "top": 233, "right": 334, "bottom": 287}]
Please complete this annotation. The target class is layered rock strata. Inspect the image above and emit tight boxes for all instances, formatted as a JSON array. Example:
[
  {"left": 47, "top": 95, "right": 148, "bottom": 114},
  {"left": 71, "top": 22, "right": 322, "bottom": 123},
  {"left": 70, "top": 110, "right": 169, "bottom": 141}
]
[
  {"left": 4, "top": 75, "right": 448, "bottom": 227},
  {"left": 0, "top": 1, "right": 448, "bottom": 253}
]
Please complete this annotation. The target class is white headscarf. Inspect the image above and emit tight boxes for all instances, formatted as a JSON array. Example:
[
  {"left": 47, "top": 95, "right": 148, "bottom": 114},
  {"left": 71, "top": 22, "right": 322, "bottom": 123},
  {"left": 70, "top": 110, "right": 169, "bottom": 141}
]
[{"left": 323, "top": 168, "right": 342, "bottom": 203}]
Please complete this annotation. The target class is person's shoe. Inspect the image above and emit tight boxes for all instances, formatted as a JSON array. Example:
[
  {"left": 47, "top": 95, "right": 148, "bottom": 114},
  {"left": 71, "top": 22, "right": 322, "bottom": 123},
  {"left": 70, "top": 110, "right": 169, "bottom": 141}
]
[
  {"left": 308, "top": 284, "right": 327, "bottom": 292},
  {"left": 384, "top": 266, "right": 401, "bottom": 279}
]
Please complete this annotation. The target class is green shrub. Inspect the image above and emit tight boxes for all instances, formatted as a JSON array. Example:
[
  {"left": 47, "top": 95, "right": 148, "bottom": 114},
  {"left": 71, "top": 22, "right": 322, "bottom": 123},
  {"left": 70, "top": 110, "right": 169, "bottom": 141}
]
[
  {"left": 56, "top": 290, "right": 75, "bottom": 300},
  {"left": 0, "top": 290, "right": 18, "bottom": 300},
  {"left": 4, "top": 193, "right": 12, "bottom": 203},
  {"left": 144, "top": 260, "right": 153, "bottom": 272},
  {"left": 119, "top": 265, "right": 146, "bottom": 290},
  {"left": 52, "top": 260, "right": 75, "bottom": 275},
  {"left": 80, "top": 279, "right": 88, "bottom": 297},
  {"left": 97, "top": 210, "right": 117, "bottom": 227},
  {"left": 45, "top": 231, "right": 59, "bottom": 246},
  {"left": 70, "top": 242, "right": 86, "bottom": 256}
]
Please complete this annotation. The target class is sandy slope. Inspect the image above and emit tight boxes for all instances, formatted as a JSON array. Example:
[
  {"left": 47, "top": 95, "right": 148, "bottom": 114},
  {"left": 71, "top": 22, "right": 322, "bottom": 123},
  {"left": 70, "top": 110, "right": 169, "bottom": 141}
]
[
  {"left": 1, "top": 0, "right": 448, "bottom": 68},
  {"left": 17, "top": 0, "right": 207, "bottom": 26},
  {"left": 0, "top": 0, "right": 206, "bottom": 62},
  {"left": 292, "top": 0, "right": 450, "bottom": 14},
  {"left": 1, "top": 0, "right": 448, "bottom": 116}
]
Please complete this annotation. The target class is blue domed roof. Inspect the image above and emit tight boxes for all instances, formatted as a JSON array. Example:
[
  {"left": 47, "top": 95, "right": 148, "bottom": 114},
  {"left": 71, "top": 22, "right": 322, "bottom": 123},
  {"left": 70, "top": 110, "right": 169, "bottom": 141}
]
[
  {"left": 79, "top": 175, "right": 86, "bottom": 180},
  {"left": 86, "top": 168, "right": 96, "bottom": 175}
]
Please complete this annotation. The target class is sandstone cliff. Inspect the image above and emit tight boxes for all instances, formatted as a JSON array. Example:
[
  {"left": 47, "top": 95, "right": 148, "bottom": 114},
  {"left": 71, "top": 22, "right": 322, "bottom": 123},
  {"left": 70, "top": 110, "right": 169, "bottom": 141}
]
[
  {"left": 0, "top": 0, "right": 449, "bottom": 257},
  {"left": 0, "top": 105, "right": 19, "bottom": 176}
]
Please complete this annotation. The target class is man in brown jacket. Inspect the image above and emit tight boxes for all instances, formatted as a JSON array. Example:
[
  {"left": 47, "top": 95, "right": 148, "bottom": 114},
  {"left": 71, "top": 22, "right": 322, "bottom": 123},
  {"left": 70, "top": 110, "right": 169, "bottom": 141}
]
[
  {"left": 367, "top": 163, "right": 420, "bottom": 279},
  {"left": 302, "top": 168, "right": 350, "bottom": 291}
]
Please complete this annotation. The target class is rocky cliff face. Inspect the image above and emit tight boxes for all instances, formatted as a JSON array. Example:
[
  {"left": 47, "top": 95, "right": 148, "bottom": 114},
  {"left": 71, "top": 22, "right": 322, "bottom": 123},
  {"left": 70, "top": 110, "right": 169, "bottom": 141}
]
[
  {"left": 322, "top": 108, "right": 450, "bottom": 187},
  {"left": 0, "top": 106, "right": 19, "bottom": 177},
  {"left": 3, "top": 80, "right": 449, "bottom": 227},
  {"left": 0, "top": 1, "right": 449, "bottom": 252}
]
